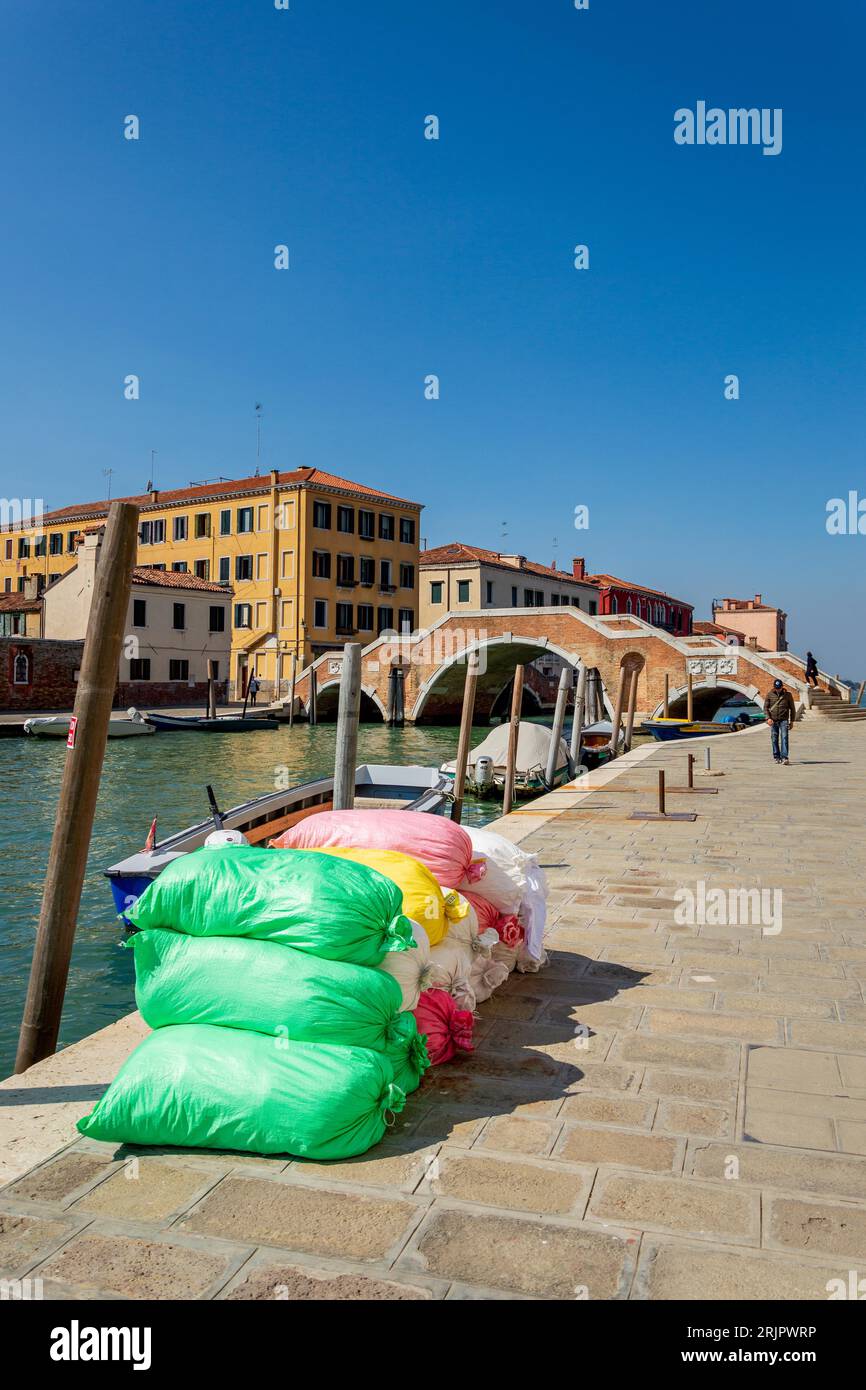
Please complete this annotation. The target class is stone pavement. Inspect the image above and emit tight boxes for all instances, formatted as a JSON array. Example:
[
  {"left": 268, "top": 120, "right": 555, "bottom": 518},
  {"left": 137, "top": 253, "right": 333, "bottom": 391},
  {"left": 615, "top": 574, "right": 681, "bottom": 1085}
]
[{"left": 2, "top": 719, "right": 865, "bottom": 1300}]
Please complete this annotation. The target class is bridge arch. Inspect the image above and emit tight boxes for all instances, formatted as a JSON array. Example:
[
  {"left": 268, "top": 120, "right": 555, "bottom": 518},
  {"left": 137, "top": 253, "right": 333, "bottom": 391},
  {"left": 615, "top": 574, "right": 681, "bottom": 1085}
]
[
  {"left": 304, "top": 681, "right": 387, "bottom": 723},
  {"left": 655, "top": 679, "right": 761, "bottom": 721}
]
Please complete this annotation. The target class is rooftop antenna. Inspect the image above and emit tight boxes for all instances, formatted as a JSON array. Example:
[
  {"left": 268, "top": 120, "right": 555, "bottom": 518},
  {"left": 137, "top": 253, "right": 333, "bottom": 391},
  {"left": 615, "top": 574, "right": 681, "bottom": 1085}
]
[
  {"left": 102, "top": 468, "right": 114, "bottom": 501},
  {"left": 552, "top": 535, "right": 559, "bottom": 570},
  {"left": 150, "top": 450, "right": 157, "bottom": 489},
  {"left": 501, "top": 520, "right": 508, "bottom": 545},
  {"left": 255, "top": 403, "right": 263, "bottom": 475}
]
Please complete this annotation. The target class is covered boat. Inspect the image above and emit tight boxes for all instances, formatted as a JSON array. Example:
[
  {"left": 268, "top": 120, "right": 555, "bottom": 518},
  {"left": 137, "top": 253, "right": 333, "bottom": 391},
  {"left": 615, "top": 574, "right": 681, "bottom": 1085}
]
[
  {"left": 24, "top": 710, "right": 155, "bottom": 739},
  {"left": 136, "top": 709, "right": 278, "bottom": 732},
  {"left": 441, "top": 722, "right": 571, "bottom": 797}
]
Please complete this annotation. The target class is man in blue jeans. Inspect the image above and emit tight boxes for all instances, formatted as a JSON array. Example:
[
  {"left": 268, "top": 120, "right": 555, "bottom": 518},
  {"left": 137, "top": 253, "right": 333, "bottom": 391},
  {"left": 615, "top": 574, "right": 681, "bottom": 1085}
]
[{"left": 763, "top": 679, "right": 797, "bottom": 765}]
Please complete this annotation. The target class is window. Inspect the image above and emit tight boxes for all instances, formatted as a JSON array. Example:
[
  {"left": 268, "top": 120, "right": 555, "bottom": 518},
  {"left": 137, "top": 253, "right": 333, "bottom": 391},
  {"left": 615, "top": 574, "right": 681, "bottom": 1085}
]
[
  {"left": 234, "top": 603, "right": 252, "bottom": 628},
  {"left": 358, "top": 509, "right": 375, "bottom": 540},
  {"left": 209, "top": 605, "right": 226, "bottom": 632},
  {"left": 572, "top": 596, "right": 580, "bottom": 608},
  {"left": 378, "top": 513, "right": 394, "bottom": 541},
  {"left": 399, "top": 608, "right": 414, "bottom": 632},
  {"left": 171, "top": 562, "right": 188, "bottom": 573},
  {"left": 399, "top": 517, "right": 415, "bottom": 545},
  {"left": 535, "top": 590, "right": 544, "bottom": 606},
  {"left": 129, "top": 658, "right": 151, "bottom": 681},
  {"left": 611, "top": 596, "right": 618, "bottom": 613},
  {"left": 151, "top": 563, "right": 166, "bottom": 572},
  {"left": 511, "top": 585, "right": 518, "bottom": 606},
  {"left": 194, "top": 559, "right": 210, "bottom": 580},
  {"left": 336, "top": 602, "right": 354, "bottom": 633},
  {"left": 279, "top": 599, "right": 293, "bottom": 626},
  {"left": 312, "top": 550, "right": 331, "bottom": 579},
  {"left": 66, "top": 532, "right": 77, "bottom": 553},
  {"left": 195, "top": 512, "right": 211, "bottom": 539},
  {"left": 357, "top": 603, "right": 374, "bottom": 631},
  {"left": 377, "top": 606, "right": 394, "bottom": 633},
  {"left": 337, "top": 554, "right": 355, "bottom": 586},
  {"left": 237, "top": 506, "right": 253, "bottom": 534},
  {"left": 280, "top": 550, "right": 294, "bottom": 579},
  {"left": 458, "top": 580, "right": 471, "bottom": 603},
  {"left": 13, "top": 652, "right": 30, "bottom": 685},
  {"left": 133, "top": 598, "right": 147, "bottom": 627},
  {"left": 3, "top": 578, "right": 10, "bottom": 592},
  {"left": 4, "top": 539, "right": 12, "bottom": 560},
  {"left": 485, "top": 580, "right": 494, "bottom": 604},
  {"left": 173, "top": 516, "right": 188, "bottom": 542},
  {"left": 151, "top": 519, "right": 165, "bottom": 544},
  {"left": 172, "top": 602, "right": 186, "bottom": 630},
  {"left": 257, "top": 504, "right": 269, "bottom": 531},
  {"left": 337, "top": 505, "right": 354, "bottom": 534},
  {"left": 218, "top": 556, "right": 230, "bottom": 584},
  {"left": 169, "top": 659, "right": 190, "bottom": 682},
  {"left": 626, "top": 597, "right": 633, "bottom": 614},
  {"left": 359, "top": 556, "right": 375, "bottom": 586},
  {"left": 49, "top": 533, "right": 63, "bottom": 555},
  {"left": 430, "top": 581, "right": 443, "bottom": 604},
  {"left": 34, "top": 536, "right": 47, "bottom": 558},
  {"left": 235, "top": 555, "right": 253, "bottom": 582},
  {"left": 18, "top": 538, "right": 29, "bottom": 558},
  {"left": 256, "top": 553, "right": 268, "bottom": 580},
  {"left": 380, "top": 559, "right": 393, "bottom": 590},
  {"left": 313, "top": 501, "right": 331, "bottom": 529},
  {"left": 313, "top": 598, "right": 328, "bottom": 628},
  {"left": 523, "top": 588, "right": 534, "bottom": 606},
  {"left": 219, "top": 509, "right": 231, "bottom": 536},
  {"left": 399, "top": 563, "right": 414, "bottom": 588},
  {"left": 210, "top": 662, "right": 220, "bottom": 680}
]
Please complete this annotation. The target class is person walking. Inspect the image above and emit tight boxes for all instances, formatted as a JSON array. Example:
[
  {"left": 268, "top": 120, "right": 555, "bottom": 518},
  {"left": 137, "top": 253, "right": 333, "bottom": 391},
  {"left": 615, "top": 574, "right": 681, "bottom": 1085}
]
[
  {"left": 805, "top": 651, "right": 819, "bottom": 688},
  {"left": 763, "top": 678, "right": 796, "bottom": 765},
  {"left": 248, "top": 675, "right": 260, "bottom": 707}
]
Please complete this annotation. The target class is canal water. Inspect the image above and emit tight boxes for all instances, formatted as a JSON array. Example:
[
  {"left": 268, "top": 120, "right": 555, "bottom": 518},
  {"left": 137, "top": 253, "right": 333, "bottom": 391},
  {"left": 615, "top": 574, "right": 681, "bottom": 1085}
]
[{"left": 0, "top": 722, "right": 504, "bottom": 1077}]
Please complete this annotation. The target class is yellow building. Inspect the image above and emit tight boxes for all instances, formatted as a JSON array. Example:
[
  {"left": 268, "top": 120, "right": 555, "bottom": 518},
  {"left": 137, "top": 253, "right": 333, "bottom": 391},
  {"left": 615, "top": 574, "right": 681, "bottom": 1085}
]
[{"left": 0, "top": 467, "right": 423, "bottom": 699}]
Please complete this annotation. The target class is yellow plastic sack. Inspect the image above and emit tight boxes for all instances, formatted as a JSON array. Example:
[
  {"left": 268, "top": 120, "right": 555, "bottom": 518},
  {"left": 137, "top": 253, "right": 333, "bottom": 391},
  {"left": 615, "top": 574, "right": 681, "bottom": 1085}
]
[{"left": 310, "top": 847, "right": 468, "bottom": 947}]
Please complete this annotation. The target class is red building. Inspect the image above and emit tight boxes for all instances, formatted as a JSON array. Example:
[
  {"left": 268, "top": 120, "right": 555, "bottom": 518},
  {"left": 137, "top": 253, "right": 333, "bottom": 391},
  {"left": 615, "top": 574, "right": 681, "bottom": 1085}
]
[{"left": 573, "top": 558, "right": 694, "bottom": 636}]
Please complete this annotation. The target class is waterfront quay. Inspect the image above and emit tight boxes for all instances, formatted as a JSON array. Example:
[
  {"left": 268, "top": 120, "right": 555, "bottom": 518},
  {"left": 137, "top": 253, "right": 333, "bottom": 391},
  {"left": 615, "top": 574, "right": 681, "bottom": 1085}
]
[{"left": 1, "top": 718, "right": 864, "bottom": 1300}]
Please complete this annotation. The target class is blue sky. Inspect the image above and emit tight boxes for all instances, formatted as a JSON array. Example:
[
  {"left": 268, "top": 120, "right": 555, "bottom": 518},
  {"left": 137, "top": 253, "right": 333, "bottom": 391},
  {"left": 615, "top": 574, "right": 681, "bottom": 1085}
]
[{"left": 2, "top": 1, "right": 864, "bottom": 673}]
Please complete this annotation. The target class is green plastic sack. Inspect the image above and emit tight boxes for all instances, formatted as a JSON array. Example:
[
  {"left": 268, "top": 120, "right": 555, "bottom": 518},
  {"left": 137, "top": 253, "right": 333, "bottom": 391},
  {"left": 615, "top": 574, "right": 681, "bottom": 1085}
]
[
  {"left": 128, "top": 845, "right": 413, "bottom": 966},
  {"left": 130, "top": 929, "right": 407, "bottom": 1052},
  {"left": 385, "top": 1012, "right": 430, "bottom": 1095},
  {"left": 77, "top": 1025, "right": 405, "bottom": 1160}
]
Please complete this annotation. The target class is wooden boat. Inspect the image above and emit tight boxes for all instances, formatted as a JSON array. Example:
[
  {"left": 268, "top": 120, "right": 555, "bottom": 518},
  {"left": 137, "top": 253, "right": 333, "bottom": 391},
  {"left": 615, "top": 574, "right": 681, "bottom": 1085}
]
[
  {"left": 136, "top": 709, "right": 279, "bottom": 733},
  {"left": 641, "top": 718, "right": 733, "bottom": 742},
  {"left": 105, "top": 764, "right": 451, "bottom": 921},
  {"left": 440, "top": 722, "right": 571, "bottom": 798},
  {"left": 24, "top": 711, "right": 155, "bottom": 739},
  {"left": 573, "top": 719, "right": 623, "bottom": 770}
]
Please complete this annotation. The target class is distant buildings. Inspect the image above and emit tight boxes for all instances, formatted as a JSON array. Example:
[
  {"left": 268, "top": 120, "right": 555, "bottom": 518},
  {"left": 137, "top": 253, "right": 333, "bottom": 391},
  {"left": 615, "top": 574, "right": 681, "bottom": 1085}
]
[{"left": 709, "top": 594, "right": 788, "bottom": 651}]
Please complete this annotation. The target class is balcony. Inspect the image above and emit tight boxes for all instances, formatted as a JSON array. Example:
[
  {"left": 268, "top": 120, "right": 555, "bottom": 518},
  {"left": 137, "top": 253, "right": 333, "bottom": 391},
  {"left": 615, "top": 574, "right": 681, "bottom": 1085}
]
[{"left": 379, "top": 583, "right": 397, "bottom": 595}]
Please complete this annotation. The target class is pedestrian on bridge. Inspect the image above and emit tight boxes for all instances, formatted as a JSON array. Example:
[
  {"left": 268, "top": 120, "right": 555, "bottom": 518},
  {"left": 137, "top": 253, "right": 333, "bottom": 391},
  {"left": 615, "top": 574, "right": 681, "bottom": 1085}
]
[
  {"left": 764, "top": 678, "right": 796, "bottom": 765},
  {"left": 805, "top": 652, "right": 820, "bottom": 688}
]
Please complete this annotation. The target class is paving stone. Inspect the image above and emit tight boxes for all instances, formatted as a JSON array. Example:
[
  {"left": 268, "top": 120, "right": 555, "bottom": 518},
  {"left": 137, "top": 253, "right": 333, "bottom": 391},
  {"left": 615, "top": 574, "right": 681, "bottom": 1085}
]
[
  {"left": 635, "top": 1240, "right": 843, "bottom": 1300},
  {"left": 477, "top": 1116, "right": 561, "bottom": 1155},
  {"left": 72, "top": 1159, "right": 219, "bottom": 1221},
  {"left": 641, "top": 1070, "right": 737, "bottom": 1104},
  {"left": 564, "top": 1062, "right": 642, "bottom": 1093},
  {"left": 410, "top": 1109, "right": 488, "bottom": 1149},
  {"left": 429, "top": 1152, "right": 589, "bottom": 1216},
  {"left": 560, "top": 1093, "right": 656, "bottom": 1129},
  {"left": 644, "top": 1007, "right": 781, "bottom": 1044},
  {"left": 765, "top": 1196, "right": 866, "bottom": 1261},
  {"left": 689, "top": 1142, "right": 866, "bottom": 1202},
  {"left": 289, "top": 1148, "right": 433, "bottom": 1192},
  {"left": 743, "top": 1107, "right": 836, "bottom": 1151},
  {"left": 615, "top": 1035, "right": 738, "bottom": 1073},
  {"left": 838, "top": 1056, "right": 866, "bottom": 1091},
  {"left": 747, "top": 1046, "right": 842, "bottom": 1094},
  {"left": 36, "top": 1231, "right": 236, "bottom": 1299},
  {"left": 835, "top": 1121, "right": 866, "bottom": 1156},
  {"left": 556, "top": 1124, "right": 679, "bottom": 1173},
  {"left": 181, "top": 1176, "right": 419, "bottom": 1262},
  {"left": 589, "top": 1172, "right": 758, "bottom": 1243},
  {"left": 789, "top": 1021, "right": 866, "bottom": 1051},
  {"left": 409, "top": 1207, "right": 634, "bottom": 1299},
  {"left": 656, "top": 1102, "right": 733, "bottom": 1139},
  {"left": 223, "top": 1263, "right": 433, "bottom": 1300},
  {"left": 721, "top": 992, "right": 836, "bottom": 1020},
  {"left": 0, "top": 1211, "right": 75, "bottom": 1274},
  {"left": 5, "top": 1152, "right": 117, "bottom": 1205}
]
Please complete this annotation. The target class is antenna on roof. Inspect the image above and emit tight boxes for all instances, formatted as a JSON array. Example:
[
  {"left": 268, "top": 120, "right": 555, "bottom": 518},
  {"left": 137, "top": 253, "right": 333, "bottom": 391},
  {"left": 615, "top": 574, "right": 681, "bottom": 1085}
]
[
  {"left": 255, "top": 403, "right": 263, "bottom": 475},
  {"left": 501, "top": 520, "right": 508, "bottom": 544},
  {"left": 150, "top": 450, "right": 157, "bottom": 487},
  {"left": 102, "top": 468, "right": 114, "bottom": 501},
  {"left": 552, "top": 535, "right": 559, "bottom": 570}
]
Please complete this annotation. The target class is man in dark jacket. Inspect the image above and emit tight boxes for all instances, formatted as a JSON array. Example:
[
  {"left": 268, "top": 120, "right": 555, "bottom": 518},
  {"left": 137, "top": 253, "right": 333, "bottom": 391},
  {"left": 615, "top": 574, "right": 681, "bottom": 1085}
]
[
  {"left": 763, "top": 679, "right": 797, "bottom": 764},
  {"left": 805, "top": 652, "right": 819, "bottom": 688}
]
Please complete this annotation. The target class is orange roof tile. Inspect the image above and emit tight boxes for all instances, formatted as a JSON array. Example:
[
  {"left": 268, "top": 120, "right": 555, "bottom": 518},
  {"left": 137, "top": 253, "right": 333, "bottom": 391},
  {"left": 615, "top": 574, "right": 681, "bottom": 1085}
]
[
  {"left": 132, "top": 567, "right": 231, "bottom": 594},
  {"left": 420, "top": 542, "right": 592, "bottom": 585}
]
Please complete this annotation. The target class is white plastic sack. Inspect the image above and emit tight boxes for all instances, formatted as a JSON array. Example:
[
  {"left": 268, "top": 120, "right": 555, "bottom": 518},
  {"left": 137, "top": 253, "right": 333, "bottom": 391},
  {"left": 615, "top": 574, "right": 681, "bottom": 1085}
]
[
  {"left": 469, "top": 954, "right": 511, "bottom": 1003},
  {"left": 492, "top": 940, "right": 519, "bottom": 974},
  {"left": 518, "top": 862, "right": 549, "bottom": 963},
  {"left": 459, "top": 828, "right": 525, "bottom": 914},
  {"left": 428, "top": 934, "right": 476, "bottom": 1011},
  {"left": 376, "top": 920, "right": 431, "bottom": 1012}
]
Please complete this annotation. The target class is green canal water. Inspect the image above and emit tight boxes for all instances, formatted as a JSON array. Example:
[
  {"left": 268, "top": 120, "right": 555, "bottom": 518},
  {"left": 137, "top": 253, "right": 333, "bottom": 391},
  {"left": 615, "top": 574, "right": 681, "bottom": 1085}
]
[{"left": 0, "top": 722, "right": 503, "bottom": 1078}]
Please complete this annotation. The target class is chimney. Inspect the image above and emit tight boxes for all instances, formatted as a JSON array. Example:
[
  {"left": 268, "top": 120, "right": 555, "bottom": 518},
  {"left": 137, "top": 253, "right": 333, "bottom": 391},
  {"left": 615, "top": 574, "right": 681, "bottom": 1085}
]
[
  {"left": 572, "top": 557, "right": 585, "bottom": 580},
  {"left": 754, "top": 593, "right": 762, "bottom": 605},
  {"left": 270, "top": 468, "right": 279, "bottom": 485},
  {"left": 150, "top": 489, "right": 159, "bottom": 503},
  {"left": 23, "top": 576, "right": 40, "bottom": 600}
]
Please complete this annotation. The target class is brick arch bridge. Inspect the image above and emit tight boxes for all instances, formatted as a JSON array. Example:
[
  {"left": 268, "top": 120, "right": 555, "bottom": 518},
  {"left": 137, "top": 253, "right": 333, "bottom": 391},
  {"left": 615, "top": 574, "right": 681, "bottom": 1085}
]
[{"left": 289, "top": 609, "right": 845, "bottom": 724}]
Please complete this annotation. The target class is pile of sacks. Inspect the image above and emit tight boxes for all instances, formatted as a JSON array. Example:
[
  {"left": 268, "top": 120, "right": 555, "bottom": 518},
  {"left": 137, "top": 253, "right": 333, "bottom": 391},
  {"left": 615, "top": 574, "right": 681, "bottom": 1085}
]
[
  {"left": 78, "top": 847, "right": 428, "bottom": 1160},
  {"left": 79, "top": 810, "right": 549, "bottom": 1160}
]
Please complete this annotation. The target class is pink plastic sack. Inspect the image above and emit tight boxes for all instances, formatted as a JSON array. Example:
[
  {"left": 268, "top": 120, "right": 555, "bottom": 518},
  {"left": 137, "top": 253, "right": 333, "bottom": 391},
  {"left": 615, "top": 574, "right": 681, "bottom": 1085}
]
[
  {"left": 463, "top": 891, "right": 523, "bottom": 948},
  {"left": 272, "top": 809, "right": 485, "bottom": 888},
  {"left": 412, "top": 989, "right": 475, "bottom": 1065}
]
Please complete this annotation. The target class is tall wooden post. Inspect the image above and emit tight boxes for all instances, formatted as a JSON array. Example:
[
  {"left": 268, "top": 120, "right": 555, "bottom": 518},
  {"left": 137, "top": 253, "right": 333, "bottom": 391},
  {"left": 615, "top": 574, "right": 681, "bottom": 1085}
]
[
  {"left": 207, "top": 659, "right": 217, "bottom": 719},
  {"left": 288, "top": 651, "right": 297, "bottom": 727},
  {"left": 502, "top": 665, "right": 524, "bottom": 816},
  {"left": 570, "top": 664, "right": 588, "bottom": 767},
  {"left": 607, "top": 665, "right": 628, "bottom": 755},
  {"left": 16, "top": 502, "right": 140, "bottom": 1073},
  {"left": 856, "top": 679, "right": 865, "bottom": 707},
  {"left": 663, "top": 673, "right": 670, "bottom": 719},
  {"left": 623, "top": 668, "right": 639, "bottom": 751},
  {"left": 309, "top": 668, "right": 317, "bottom": 726},
  {"left": 451, "top": 654, "right": 480, "bottom": 826},
  {"left": 333, "top": 643, "right": 361, "bottom": 810},
  {"left": 546, "top": 666, "right": 572, "bottom": 786},
  {"left": 386, "top": 664, "right": 398, "bottom": 726},
  {"left": 658, "top": 770, "right": 666, "bottom": 816},
  {"left": 687, "top": 672, "right": 694, "bottom": 722}
]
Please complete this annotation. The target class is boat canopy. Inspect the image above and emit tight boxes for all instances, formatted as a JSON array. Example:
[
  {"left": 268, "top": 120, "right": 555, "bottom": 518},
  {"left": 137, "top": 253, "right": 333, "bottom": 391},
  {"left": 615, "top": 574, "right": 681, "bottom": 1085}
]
[{"left": 443, "top": 722, "right": 570, "bottom": 776}]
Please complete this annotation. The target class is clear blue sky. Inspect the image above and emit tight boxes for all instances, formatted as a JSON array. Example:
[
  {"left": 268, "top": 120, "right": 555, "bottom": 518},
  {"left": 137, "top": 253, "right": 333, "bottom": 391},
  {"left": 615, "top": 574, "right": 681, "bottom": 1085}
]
[{"left": 2, "top": 1, "right": 864, "bottom": 674}]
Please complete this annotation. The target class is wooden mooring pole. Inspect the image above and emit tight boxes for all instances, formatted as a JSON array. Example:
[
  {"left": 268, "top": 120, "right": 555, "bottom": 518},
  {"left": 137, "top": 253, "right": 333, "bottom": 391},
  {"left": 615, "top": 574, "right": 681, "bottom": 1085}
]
[
  {"left": 687, "top": 672, "right": 694, "bottom": 722},
  {"left": 663, "top": 673, "right": 670, "bottom": 719},
  {"left": 333, "top": 643, "right": 362, "bottom": 811},
  {"left": 608, "top": 666, "right": 628, "bottom": 755},
  {"left": 288, "top": 651, "right": 297, "bottom": 728},
  {"left": 623, "top": 668, "right": 639, "bottom": 752},
  {"left": 502, "top": 665, "right": 525, "bottom": 816},
  {"left": 16, "top": 502, "right": 140, "bottom": 1073},
  {"left": 569, "top": 664, "right": 588, "bottom": 768},
  {"left": 451, "top": 653, "right": 480, "bottom": 826},
  {"left": 207, "top": 659, "right": 218, "bottom": 719},
  {"left": 546, "top": 666, "right": 572, "bottom": 786}
]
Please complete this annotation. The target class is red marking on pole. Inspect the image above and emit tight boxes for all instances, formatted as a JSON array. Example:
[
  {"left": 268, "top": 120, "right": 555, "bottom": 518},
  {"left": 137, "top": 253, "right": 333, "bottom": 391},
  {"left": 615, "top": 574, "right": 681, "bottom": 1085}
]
[{"left": 66, "top": 716, "right": 78, "bottom": 749}]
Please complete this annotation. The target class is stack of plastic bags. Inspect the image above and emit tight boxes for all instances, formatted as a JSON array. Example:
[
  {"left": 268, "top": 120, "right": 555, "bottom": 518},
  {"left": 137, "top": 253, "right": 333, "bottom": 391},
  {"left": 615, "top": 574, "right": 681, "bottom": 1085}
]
[{"left": 77, "top": 845, "right": 429, "bottom": 1159}]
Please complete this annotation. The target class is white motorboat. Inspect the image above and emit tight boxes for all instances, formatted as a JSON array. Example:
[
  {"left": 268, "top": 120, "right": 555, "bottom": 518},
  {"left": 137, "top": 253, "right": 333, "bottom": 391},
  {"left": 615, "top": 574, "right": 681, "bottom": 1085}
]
[{"left": 24, "top": 710, "right": 156, "bottom": 739}]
